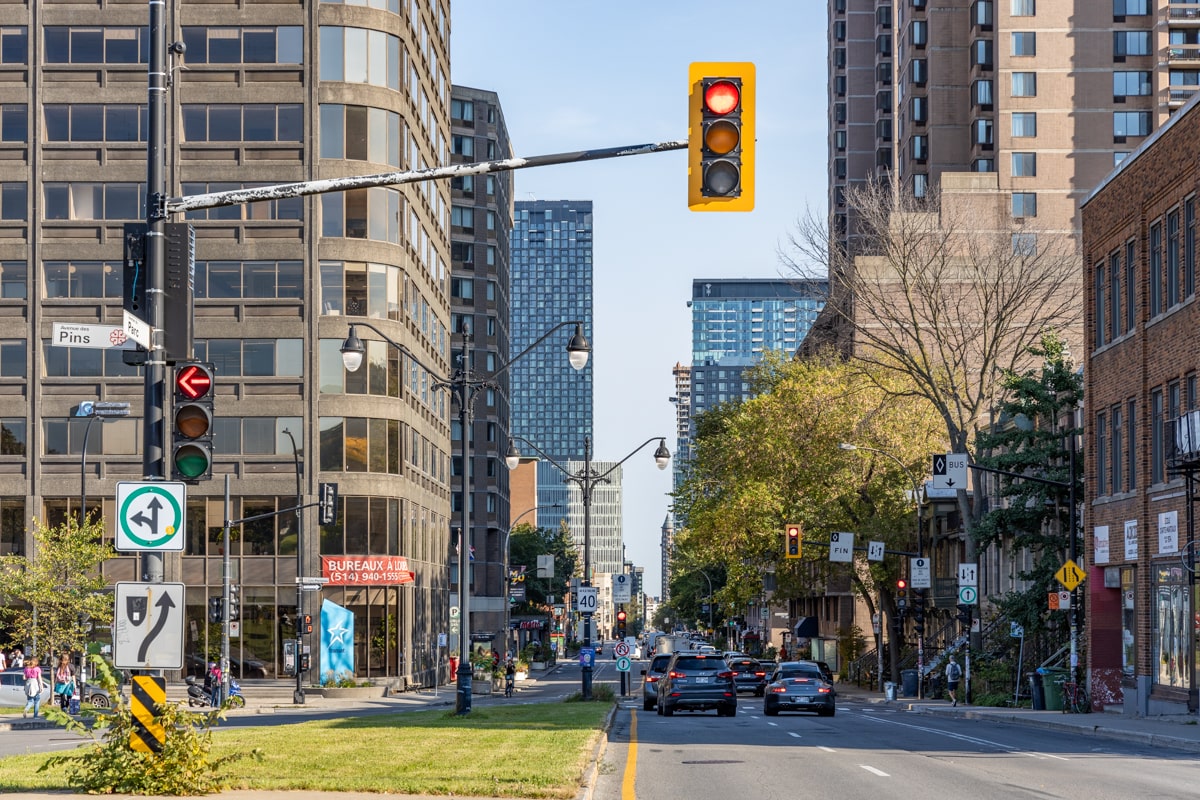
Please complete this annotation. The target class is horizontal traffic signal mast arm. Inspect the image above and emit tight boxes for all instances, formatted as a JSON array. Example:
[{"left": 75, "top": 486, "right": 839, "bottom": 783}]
[
  {"left": 968, "top": 461, "right": 1070, "bottom": 489},
  {"left": 167, "top": 141, "right": 687, "bottom": 214}
]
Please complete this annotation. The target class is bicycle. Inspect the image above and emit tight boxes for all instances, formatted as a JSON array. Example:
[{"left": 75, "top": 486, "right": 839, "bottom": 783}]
[
  {"left": 1061, "top": 681, "right": 1091, "bottom": 714},
  {"left": 504, "top": 674, "right": 515, "bottom": 698}
]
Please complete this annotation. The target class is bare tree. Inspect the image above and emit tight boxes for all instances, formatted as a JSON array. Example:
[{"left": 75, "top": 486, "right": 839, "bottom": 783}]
[{"left": 782, "top": 174, "right": 1083, "bottom": 553}]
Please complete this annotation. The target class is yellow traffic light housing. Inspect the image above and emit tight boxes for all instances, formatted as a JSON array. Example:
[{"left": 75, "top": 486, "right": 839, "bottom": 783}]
[
  {"left": 689, "top": 61, "right": 755, "bottom": 212},
  {"left": 785, "top": 524, "right": 802, "bottom": 559}
]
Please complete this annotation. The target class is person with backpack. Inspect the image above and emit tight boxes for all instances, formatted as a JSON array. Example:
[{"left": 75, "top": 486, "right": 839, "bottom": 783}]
[
  {"left": 946, "top": 655, "right": 963, "bottom": 707},
  {"left": 22, "top": 657, "right": 45, "bottom": 719}
]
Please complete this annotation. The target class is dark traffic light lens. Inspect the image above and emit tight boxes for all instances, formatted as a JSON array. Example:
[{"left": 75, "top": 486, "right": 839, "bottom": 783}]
[
  {"left": 704, "top": 80, "right": 740, "bottom": 115},
  {"left": 175, "top": 404, "right": 211, "bottom": 439},
  {"left": 704, "top": 161, "right": 740, "bottom": 195}
]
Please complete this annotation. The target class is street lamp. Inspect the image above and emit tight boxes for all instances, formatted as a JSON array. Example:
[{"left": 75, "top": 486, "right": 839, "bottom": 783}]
[
  {"left": 341, "top": 319, "right": 588, "bottom": 714},
  {"left": 503, "top": 503, "right": 563, "bottom": 659},
  {"left": 506, "top": 434, "right": 669, "bottom": 699},
  {"left": 838, "top": 441, "right": 925, "bottom": 696}
]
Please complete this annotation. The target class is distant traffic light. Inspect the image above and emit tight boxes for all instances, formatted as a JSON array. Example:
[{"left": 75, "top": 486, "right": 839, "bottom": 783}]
[
  {"left": 616, "top": 608, "right": 628, "bottom": 639},
  {"left": 208, "top": 597, "right": 222, "bottom": 624},
  {"left": 896, "top": 578, "right": 908, "bottom": 609},
  {"left": 956, "top": 604, "right": 973, "bottom": 626},
  {"left": 688, "top": 62, "right": 755, "bottom": 212},
  {"left": 785, "top": 524, "right": 802, "bottom": 559},
  {"left": 172, "top": 361, "right": 215, "bottom": 482},
  {"left": 228, "top": 586, "right": 240, "bottom": 622}
]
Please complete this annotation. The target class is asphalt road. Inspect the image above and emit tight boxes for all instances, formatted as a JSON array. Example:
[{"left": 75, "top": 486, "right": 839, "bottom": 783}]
[{"left": 594, "top": 693, "right": 1200, "bottom": 800}]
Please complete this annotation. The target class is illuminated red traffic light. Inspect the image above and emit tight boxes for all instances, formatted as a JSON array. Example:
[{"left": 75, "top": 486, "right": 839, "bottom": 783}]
[
  {"left": 703, "top": 80, "right": 740, "bottom": 116},
  {"left": 175, "top": 363, "right": 213, "bottom": 400}
]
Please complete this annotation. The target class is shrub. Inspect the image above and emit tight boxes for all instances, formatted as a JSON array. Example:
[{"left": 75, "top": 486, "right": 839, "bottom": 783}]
[
  {"left": 564, "top": 683, "right": 615, "bottom": 703},
  {"left": 38, "top": 655, "right": 261, "bottom": 794}
]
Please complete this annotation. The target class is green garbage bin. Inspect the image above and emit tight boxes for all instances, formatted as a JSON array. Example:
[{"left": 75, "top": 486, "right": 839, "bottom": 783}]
[{"left": 1040, "top": 668, "right": 1069, "bottom": 711}]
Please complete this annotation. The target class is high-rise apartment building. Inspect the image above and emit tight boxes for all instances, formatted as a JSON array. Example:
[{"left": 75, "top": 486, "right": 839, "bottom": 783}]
[
  {"left": 536, "top": 458, "right": 623, "bottom": 578},
  {"left": 829, "top": 0, "right": 1179, "bottom": 260},
  {"left": 0, "top": 1, "right": 452, "bottom": 686},
  {"left": 449, "top": 85, "right": 513, "bottom": 648},
  {"left": 509, "top": 200, "right": 594, "bottom": 463}
]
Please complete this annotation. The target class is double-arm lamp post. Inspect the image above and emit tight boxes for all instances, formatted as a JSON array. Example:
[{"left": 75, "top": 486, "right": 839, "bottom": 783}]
[
  {"left": 838, "top": 442, "right": 925, "bottom": 696},
  {"left": 341, "top": 320, "right": 590, "bottom": 714},
  {"left": 505, "top": 435, "right": 670, "bottom": 699}
]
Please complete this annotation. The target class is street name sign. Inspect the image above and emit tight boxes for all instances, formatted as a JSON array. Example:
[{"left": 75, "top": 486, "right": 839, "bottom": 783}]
[
  {"left": 123, "top": 309, "right": 151, "bottom": 349},
  {"left": 52, "top": 322, "right": 134, "bottom": 350},
  {"left": 113, "top": 582, "right": 185, "bottom": 670},
  {"left": 116, "top": 481, "right": 186, "bottom": 551}
]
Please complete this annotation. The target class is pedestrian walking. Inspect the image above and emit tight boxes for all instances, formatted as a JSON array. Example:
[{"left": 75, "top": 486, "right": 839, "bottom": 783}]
[
  {"left": 54, "top": 654, "right": 75, "bottom": 712},
  {"left": 22, "top": 657, "right": 45, "bottom": 718},
  {"left": 946, "top": 655, "right": 963, "bottom": 707}
]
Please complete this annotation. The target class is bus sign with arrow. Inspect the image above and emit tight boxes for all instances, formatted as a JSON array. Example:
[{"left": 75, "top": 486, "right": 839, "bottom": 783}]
[
  {"left": 113, "top": 582, "right": 185, "bottom": 669},
  {"left": 931, "top": 452, "right": 968, "bottom": 490},
  {"left": 116, "top": 481, "right": 187, "bottom": 551}
]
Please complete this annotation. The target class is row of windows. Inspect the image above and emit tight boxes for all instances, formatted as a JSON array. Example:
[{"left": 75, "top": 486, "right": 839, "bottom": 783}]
[
  {"left": 183, "top": 105, "right": 302, "bottom": 144},
  {"left": 318, "top": 337, "right": 446, "bottom": 416},
  {"left": 319, "top": 416, "right": 447, "bottom": 482},
  {"left": 0, "top": 416, "right": 303, "bottom": 457},
  {"left": 1096, "top": 400, "right": 1137, "bottom": 498},
  {"left": 1095, "top": 239, "right": 1137, "bottom": 348},
  {"left": 1147, "top": 199, "right": 1197, "bottom": 318},
  {"left": 319, "top": 260, "right": 447, "bottom": 357},
  {"left": 181, "top": 27, "right": 303, "bottom": 66},
  {"left": 180, "top": 182, "right": 301, "bottom": 222},
  {"left": 319, "top": 104, "right": 402, "bottom": 166},
  {"left": 320, "top": 187, "right": 401, "bottom": 242},
  {"left": 195, "top": 339, "right": 304, "bottom": 378}
]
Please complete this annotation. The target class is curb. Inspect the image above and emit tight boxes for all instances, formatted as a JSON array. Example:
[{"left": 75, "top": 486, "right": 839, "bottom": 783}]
[{"left": 576, "top": 703, "right": 618, "bottom": 800}]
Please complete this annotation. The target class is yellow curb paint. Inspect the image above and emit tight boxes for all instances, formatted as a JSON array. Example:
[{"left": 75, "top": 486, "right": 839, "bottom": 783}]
[{"left": 622, "top": 709, "right": 638, "bottom": 800}]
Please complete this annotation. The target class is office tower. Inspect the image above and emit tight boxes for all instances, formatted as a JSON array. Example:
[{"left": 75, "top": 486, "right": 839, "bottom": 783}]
[
  {"left": 537, "top": 458, "right": 623, "bottom": 580},
  {"left": 449, "top": 85, "right": 513, "bottom": 646},
  {"left": 509, "top": 200, "right": 594, "bottom": 463},
  {"left": 669, "top": 362, "right": 692, "bottom": 502},
  {"left": 0, "top": 2, "right": 451, "bottom": 686}
]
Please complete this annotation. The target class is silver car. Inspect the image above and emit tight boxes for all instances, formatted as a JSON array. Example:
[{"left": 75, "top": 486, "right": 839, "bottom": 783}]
[{"left": 0, "top": 668, "right": 52, "bottom": 708}]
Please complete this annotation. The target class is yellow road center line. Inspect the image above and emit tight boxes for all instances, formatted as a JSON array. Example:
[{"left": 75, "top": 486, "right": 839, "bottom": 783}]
[{"left": 622, "top": 709, "right": 638, "bottom": 800}]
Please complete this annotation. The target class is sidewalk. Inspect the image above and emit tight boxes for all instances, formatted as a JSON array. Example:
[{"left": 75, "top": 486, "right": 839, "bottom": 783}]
[{"left": 838, "top": 684, "right": 1200, "bottom": 754}]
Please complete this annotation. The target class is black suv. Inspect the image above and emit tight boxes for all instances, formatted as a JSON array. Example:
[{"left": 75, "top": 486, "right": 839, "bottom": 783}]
[
  {"left": 641, "top": 653, "right": 672, "bottom": 711},
  {"left": 656, "top": 652, "right": 737, "bottom": 717},
  {"left": 726, "top": 657, "right": 768, "bottom": 695}
]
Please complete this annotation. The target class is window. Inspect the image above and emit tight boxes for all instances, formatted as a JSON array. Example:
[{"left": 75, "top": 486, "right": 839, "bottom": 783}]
[
  {"left": 1114, "top": 0, "right": 1149, "bottom": 14},
  {"left": 0, "top": 261, "right": 25, "bottom": 299},
  {"left": 1187, "top": 197, "right": 1196, "bottom": 298},
  {"left": 181, "top": 26, "right": 302, "bottom": 65},
  {"left": 319, "top": 104, "right": 402, "bottom": 166},
  {"left": 1012, "top": 112, "right": 1037, "bottom": 137},
  {"left": 973, "top": 79, "right": 994, "bottom": 107},
  {"left": 1152, "top": 388, "right": 1165, "bottom": 484},
  {"left": 973, "top": 158, "right": 995, "bottom": 172},
  {"left": 451, "top": 134, "right": 473, "bottom": 157},
  {"left": 43, "top": 261, "right": 121, "bottom": 298},
  {"left": 1168, "top": 208, "right": 1181, "bottom": 307},
  {"left": 973, "top": 118, "right": 994, "bottom": 146},
  {"left": 450, "top": 98, "right": 473, "bottom": 121},
  {"left": 0, "top": 419, "right": 24, "bottom": 455},
  {"left": 1012, "top": 32, "right": 1036, "bottom": 56},
  {"left": 911, "top": 59, "right": 927, "bottom": 85},
  {"left": 1108, "top": 110, "right": 1147, "bottom": 137},
  {"left": 1012, "top": 72, "right": 1037, "bottom": 97},
  {"left": 835, "top": 130, "right": 847, "bottom": 151},
  {"left": 450, "top": 205, "right": 473, "bottom": 230},
  {"left": 1012, "top": 192, "right": 1036, "bottom": 217},
  {"left": 1012, "top": 152, "right": 1036, "bottom": 177},
  {"left": 1150, "top": 220, "right": 1163, "bottom": 316},
  {"left": 1012, "top": 0, "right": 1034, "bottom": 15},
  {"left": 911, "top": 135, "right": 928, "bottom": 162},
  {"left": 1114, "top": 71, "right": 1151, "bottom": 97},
  {"left": 1096, "top": 261, "right": 1108, "bottom": 348},
  {"left": 1096, "top": 411, "right": 1108, "bottom": 496},
  {"left": 0, "top": 28, "right": 28, "bottom": 65},
  {"left": 1126, "top": 239, "right": 1137, "bottom": 333},
  {"left": 1013, "top": 232, "right": 1037, "bottom": 255},
  {"left": 182, "top": 104, "right": 302, "bottom": 143},
  {"left": 318, "top": 187, "right": 397, "bottom": 242},
  {"left": 44, "top": 26, "right": 149, "bottom": 64},
  {"left": 877, "top": 34, "right": 892, "bottom": 56},
  {"left": 911, "top": 97, "right": 927, "bottom": 123},
  {"left": 1114, "top": 31, "right": 1151, "bottom": 57},
  {"left": 835, "top": 75, "right": 846, "bottom": 97},
  {"left": 451, "top": 277, "right": 473, "bottom": 299},
  {"left": 913, "top": 174, "right": 928, "bottom": 198},
  {"left": 972, "top": 39, "right": 993, "bottom": 68},
  {"left": 194, "top": 339, "right": 302, "bottom": 377},
  {"left": 911, "top": 20, "right": 927, "bottom": 47},
  {"left": 834, "top": 21, "right": 846, "bottom": 42},
  {"left": 1, "top": 105, "right": 28, "bottom": 142},
  {"left": 973, "top": 0, "right": 994, "bottom": 28},
  {"left": 0, "top": 183, "right": 27, "bottom": 221},
  {"left": 1110, "top": 251, "right": 1123, "bottom": 341},
  {"left": 1127, "top": 398, "right": 1137, "bottom": 490}
]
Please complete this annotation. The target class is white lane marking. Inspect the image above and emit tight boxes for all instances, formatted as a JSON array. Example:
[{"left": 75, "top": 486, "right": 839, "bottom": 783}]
[
  {"left": 818, "top": 746, "right": 836, "bottom": 753},
  {"left": 857, "top": 711, "right": 1070, "bottom": 760},
  {"left": 767, "top": 721, "right": 778, "bottom": 727},
  {"left": 788, "top": 732, "right": 802, "bottom": 739},
  {"left": 860, "top": 765, "right": 890, "bottom": 777}
]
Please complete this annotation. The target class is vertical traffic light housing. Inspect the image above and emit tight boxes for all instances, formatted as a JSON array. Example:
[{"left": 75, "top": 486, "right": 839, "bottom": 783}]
[
  {"left": 172, "top": 361, "right": 215, "bottom": 482},
  {"left": 785, "top": 524, "right": 802, "bottom": 559},
  {"left": 689, "top": 62, "right": 755, "bottom": 212},
  {"left": 616, "top": 608, "right": 628, "bottom": 639},
  {"left": 895, "top": 578, "right": 908, "bottom": 610}
]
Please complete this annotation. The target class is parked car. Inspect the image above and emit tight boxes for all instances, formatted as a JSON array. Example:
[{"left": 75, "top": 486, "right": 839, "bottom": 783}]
[
  {"left": 0, "top": 668, "right": 113, "bottom": 709},
  {"left": 641, "top": 653, "right": 673, "bottom": 711},
  {"left": 726, "top": 657, "right": 768, "bottom": 695},
  {"left": 763, "top": 661, "right": 836, "bottom": 717},
  {"left": 656, "top": 652, "right": 737, "bottom": 717}
]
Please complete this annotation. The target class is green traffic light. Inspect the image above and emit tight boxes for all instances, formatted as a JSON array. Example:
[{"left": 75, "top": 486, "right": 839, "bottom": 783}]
[{"left": 174, "top": 443, "right": 211, "bottom": 479}]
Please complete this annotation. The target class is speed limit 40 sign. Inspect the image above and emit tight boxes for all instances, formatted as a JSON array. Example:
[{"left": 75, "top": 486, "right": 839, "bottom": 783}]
[{"left": 575, "top": 586, "right": 598, "bottom": 613}]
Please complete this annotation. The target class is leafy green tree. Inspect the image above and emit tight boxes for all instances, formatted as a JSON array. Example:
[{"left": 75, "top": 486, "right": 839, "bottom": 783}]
[
  {"left": 972, "top": 333, "right": 1081, "bottom": 647},
  {"left": 673, "top": 352, "right": 943, "bottom": 678},
  {"left": 0, "top": 516, "right": 115, "bottom": 658},
  {"left": 508, "top": 520, "right": 579, "bottom": 613}
]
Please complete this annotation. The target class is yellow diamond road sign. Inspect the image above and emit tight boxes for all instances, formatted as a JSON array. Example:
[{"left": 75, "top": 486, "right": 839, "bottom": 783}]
[{"left": 1055, "top": 559, "right": 1086, "bottom": 591}]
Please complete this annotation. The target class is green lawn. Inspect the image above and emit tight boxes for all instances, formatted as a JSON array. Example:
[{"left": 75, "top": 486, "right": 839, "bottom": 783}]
[{"left": 0, "top": 702, "right": 612, "bottom": 797}]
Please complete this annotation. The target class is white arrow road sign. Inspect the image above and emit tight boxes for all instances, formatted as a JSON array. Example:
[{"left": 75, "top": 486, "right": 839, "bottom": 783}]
[
  {"left": 116, "top": 481, "right": 187, "bottom": 551},
  {"left": 113, "top": 582, "right": 185, "bottom": 670},
  {"left": 932, "top": 452, "right": 968, "bottom": 490},
  {"left": 867, "top": 540, "right": 886, "bottom": 561}
]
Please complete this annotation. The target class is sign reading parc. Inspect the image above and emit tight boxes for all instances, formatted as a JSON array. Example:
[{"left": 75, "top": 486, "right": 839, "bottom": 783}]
[{"left": 321, "top": 555, "right": 415, "bottom": 586}]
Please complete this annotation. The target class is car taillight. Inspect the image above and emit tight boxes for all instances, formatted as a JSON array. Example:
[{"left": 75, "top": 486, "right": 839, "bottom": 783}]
[
  {"left": 668, "top": 671, "right": 687, "bottom": 679},
  {"left": 754, "top": 671, "right": 766, "bottom": 677},
  {"left": 647, "top": 675, "right": 659, "bottom": 683},
  {"left": 717, "top": 671, "right": 734, "bottom": 679},
  {"left": 770, "top": 686, "right": 787, "bottom": 693},
  {"left": 818, "top": 687, "right": 831, "bottom": 694}
]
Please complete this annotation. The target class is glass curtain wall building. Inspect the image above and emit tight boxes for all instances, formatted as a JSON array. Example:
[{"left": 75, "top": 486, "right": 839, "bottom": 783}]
[{"left": 0, "top": 0, "right": 453, "bottom": 687}]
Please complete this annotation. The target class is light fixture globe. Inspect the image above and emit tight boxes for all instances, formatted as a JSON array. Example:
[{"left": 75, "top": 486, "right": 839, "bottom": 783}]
[
  {"left": 838, "top": 442, "right": 857, "bottom": 451},
  {"left": 653, "top": 439, "right": 671, "bottom": 471},
  {"left": 566, "top": 324, "right": 590, "bottom": 371},
  {"left": 340, "top": 326, "right": 365, "bottom": 372},
  {"left": 504, "top": 439, "right": 521, "bottom": 471}
]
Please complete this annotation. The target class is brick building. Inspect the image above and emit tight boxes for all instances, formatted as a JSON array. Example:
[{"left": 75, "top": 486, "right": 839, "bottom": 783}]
[{"left": 1082, "top": 92, "right": 1200, "bottom": 716}]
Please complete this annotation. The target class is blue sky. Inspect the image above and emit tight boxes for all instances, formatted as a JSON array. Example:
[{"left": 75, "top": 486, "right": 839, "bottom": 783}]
[{"left": 450, "top": 3, "right": 829, "bottom": 597}]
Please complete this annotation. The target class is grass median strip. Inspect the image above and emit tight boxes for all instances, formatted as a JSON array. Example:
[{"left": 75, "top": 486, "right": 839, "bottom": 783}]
[{"left": 0, "top": 702, "right": 612, "bottom": 797}]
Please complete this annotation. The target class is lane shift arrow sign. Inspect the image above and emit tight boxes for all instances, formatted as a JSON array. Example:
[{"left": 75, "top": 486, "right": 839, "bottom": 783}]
[{"left": 138, "top": 592, "right": 176, "bottom": 661}]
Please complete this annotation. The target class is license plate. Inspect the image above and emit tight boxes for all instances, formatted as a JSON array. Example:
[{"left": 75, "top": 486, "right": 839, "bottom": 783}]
[{"left": 695, "top": 676, "right": 710, "bottom": 684}]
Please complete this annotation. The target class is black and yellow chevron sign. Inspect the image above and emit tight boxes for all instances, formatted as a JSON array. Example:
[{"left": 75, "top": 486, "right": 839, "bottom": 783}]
[{"left": 129, "top": 675, "right": 166, "bottom": 753}]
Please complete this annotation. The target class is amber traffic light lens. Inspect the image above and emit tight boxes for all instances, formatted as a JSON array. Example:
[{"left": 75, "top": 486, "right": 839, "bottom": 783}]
[
  {"left": 175, "top": 405, "right": 211, "bottom": 439},
  {"left": 704, "top": 120, "right": 739, "bottom": 155}
]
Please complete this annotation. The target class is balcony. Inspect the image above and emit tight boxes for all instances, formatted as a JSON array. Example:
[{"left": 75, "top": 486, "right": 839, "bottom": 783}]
[
  {"left": 1166, "top": 85, "right": 1199, "bottom": 107},
  {"left": 1167, "top": 45, "right": 1200, "bottom": 63},
  {"left": 1168, "top": 4, "right": 1200, "bottom": 25}
]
